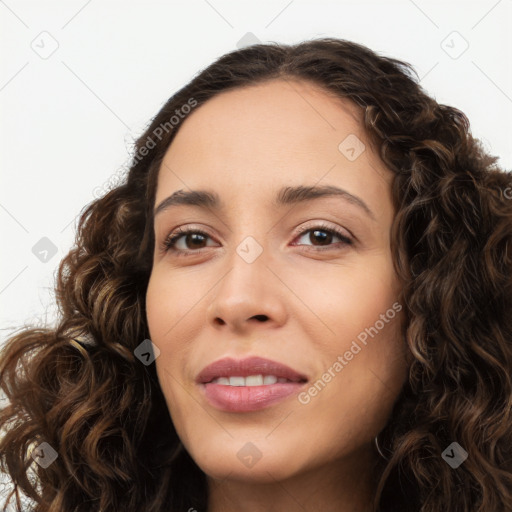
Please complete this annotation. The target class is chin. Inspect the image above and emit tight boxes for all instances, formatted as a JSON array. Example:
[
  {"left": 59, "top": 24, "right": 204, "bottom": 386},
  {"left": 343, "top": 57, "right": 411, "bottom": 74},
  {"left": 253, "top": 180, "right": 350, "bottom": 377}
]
[{"left": 188, "top": 439, "right": 302, "bottom": 483}]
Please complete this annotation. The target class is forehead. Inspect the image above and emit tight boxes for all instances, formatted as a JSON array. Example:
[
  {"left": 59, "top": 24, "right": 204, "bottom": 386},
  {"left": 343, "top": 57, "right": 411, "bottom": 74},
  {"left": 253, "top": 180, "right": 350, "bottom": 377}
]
[{"left": 155, "top": 78, "right": 391, "bottom": 212}]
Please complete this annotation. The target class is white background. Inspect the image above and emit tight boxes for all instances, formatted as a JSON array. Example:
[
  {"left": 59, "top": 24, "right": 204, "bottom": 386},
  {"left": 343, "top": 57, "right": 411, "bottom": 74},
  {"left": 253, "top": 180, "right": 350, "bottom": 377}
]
[
  {"left": 1, "top": 1, "right": 511, "bottom": 341},
  {"left": 1, "top": 0, "right": 511, "bottom": 508}
]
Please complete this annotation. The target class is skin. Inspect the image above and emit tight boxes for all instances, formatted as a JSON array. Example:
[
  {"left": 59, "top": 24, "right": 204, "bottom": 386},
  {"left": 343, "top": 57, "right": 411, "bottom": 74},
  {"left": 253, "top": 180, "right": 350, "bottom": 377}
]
[{"left": 146, "top": 78, "right": 409, "bottom": 512}]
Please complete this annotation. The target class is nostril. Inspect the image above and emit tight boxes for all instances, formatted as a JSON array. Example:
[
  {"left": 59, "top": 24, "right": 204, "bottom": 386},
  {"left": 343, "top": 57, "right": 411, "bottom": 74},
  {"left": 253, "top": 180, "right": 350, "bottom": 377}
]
[{"left": 252, "top": 315, "right": 268, "bottom": 322}]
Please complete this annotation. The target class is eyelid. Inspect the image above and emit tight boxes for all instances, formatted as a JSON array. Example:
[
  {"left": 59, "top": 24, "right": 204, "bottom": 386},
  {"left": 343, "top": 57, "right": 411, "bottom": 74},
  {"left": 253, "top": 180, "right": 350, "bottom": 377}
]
[
  {"left": 289, "top": 220, "right": 354, "bottom": 243},
  {"left": 160, "top": 220, "right": 355, "bottom": 256}
]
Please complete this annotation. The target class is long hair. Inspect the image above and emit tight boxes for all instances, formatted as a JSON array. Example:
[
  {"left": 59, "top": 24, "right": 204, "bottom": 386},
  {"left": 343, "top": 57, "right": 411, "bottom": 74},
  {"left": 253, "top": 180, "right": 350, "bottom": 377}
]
[{"left": 1, "top": 38, "right": 511, "bottom": 512}]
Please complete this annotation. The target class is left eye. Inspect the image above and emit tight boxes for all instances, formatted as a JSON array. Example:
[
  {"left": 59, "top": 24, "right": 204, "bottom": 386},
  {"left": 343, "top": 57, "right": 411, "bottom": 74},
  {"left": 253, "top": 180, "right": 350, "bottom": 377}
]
[
  {"left": 161, "top": 224, "right": 353, "bottom": 256},
  {"left": 293, "top": 226, "right": 353, "bottom": 248}
]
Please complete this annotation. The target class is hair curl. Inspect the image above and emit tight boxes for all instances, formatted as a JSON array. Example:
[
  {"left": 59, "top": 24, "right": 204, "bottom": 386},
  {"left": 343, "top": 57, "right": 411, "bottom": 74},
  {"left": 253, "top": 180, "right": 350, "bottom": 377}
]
[{"left": 1, "top": 38, "right": 511, "bottom": 512}]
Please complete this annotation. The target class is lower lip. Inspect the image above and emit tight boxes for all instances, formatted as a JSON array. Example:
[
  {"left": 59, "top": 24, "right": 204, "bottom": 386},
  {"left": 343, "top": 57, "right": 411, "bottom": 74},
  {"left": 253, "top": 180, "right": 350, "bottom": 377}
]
[{"left": 201, "top": 382, "right": 306, "bottom": 412}]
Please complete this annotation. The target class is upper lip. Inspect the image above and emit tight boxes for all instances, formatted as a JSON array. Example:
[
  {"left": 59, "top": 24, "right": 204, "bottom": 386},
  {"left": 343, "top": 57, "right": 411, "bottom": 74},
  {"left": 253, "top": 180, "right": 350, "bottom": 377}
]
[{"left": 196, "top": 356, "right": 308, "bottom": 384}]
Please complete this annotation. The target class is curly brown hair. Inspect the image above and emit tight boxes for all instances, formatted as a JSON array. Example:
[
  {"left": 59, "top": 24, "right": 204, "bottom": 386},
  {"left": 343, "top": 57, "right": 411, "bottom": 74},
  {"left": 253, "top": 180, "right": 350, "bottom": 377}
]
[{"left": 1, "top": 37, "right": 511, "bottom": 512}]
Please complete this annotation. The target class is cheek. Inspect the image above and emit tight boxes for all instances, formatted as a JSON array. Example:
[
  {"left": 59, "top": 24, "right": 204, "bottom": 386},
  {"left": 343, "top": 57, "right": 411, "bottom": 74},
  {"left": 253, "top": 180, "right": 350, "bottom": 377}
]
[
  {"left": 146, "top": 275, "right": 187, "bottom": 399},
  {"left": 145, "top": 269, "right": 196, "bottom": 341},
  {"left": 295, "top": 258, "right": 400, "bottom": 341},
  {"left": 298, "top": 259, "right": 406, "bottom": 407},
  {"left": 147, "top": 298, "right": 195, "bottom": 447},
  {"left": 146, "top": 271, "right": 167, "bottom": 336}
]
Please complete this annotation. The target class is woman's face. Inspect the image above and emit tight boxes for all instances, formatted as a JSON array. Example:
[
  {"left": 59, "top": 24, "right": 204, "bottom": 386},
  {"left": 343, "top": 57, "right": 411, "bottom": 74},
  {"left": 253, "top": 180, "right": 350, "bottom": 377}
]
[{"left": 146, "top": 78, "right": 408, "bottom": 483}]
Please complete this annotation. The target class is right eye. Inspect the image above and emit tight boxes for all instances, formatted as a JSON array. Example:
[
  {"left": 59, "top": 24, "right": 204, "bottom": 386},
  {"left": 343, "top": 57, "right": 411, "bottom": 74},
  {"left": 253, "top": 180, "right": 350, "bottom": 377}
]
[{"left": 161, "top": 227, "right": 218, "bottom": 256}]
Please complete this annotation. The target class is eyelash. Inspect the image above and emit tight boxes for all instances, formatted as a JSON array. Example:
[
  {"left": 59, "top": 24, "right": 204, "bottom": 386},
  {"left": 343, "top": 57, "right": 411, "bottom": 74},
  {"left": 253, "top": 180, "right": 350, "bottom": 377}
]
[{"left": 160, "top": 222, "right": 353, "bottom": 257}]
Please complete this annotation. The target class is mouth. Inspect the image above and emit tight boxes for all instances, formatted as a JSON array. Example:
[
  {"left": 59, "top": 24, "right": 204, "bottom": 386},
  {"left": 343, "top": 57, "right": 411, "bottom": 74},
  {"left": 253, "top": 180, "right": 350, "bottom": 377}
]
[
  {"left": 208, "top": 374, "right": 306, "bottom": 386},
  {"left": 196, "top": 356, "right": 309, "bottom": 412},
  {"left": 197, "top": 356, "right": 308, "bottom": 385}
]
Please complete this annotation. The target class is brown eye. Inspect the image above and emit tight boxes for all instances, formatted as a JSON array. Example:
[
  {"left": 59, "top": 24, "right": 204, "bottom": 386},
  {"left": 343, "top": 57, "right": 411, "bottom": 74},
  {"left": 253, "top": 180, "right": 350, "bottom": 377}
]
[
  {"left": 181, "top": 232, "right": 208, "bottom": 249},
  {"left": 293, "top": 225, "right": 353, "bottom": 249},
  {"left": 306, "top": 229, "right": 333, "bottom": 246},
  {"left": 161, "top": 223, "right": 353, "bottom": 258},
  {"left": 163, "top": 229, "right": 216, "bottom": 254}
]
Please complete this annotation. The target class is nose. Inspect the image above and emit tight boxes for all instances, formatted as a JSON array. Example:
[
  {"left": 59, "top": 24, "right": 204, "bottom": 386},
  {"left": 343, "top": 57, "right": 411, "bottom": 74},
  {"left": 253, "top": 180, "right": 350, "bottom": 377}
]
[{"left": 206, "top": 248, "right": 288, "bottom": 334}]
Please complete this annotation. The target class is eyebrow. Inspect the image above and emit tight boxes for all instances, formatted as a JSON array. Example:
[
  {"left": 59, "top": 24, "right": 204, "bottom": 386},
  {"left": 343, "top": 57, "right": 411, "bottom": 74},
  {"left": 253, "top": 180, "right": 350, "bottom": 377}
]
[{"left": 154, "top": 184, "right": 376, "bottom": 221}]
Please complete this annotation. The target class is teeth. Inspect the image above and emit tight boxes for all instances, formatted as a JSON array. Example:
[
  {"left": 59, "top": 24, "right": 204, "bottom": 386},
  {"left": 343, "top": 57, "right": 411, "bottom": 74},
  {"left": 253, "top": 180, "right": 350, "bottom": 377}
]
[
  {"left": 245, "top": 375, "right": 263, "bottom": 386},
  {"left": 210, "top": 374, "right": 288, "bottom": 386},
  {"left": 229, "top": 376, "right": 245, "bottom": 386},
  {"left": 263, "top": 375, "right": 277, "bottom": 385}
]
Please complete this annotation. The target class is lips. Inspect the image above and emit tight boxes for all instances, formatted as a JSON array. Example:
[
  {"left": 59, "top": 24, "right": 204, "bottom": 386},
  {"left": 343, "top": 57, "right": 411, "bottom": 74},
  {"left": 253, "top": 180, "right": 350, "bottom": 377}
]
[
  {"left": 196, "top": 356, "right": 308, "bottom": 384},
  {"left": 196, "top": 356, "right": 309, "bottom": 412}
]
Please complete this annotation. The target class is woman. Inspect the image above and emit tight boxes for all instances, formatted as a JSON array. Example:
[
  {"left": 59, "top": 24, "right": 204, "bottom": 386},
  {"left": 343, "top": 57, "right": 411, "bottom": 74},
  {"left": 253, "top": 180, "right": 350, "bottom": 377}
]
[{"left": 1, "top": 38, "right": 511, "bottom": 512}]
